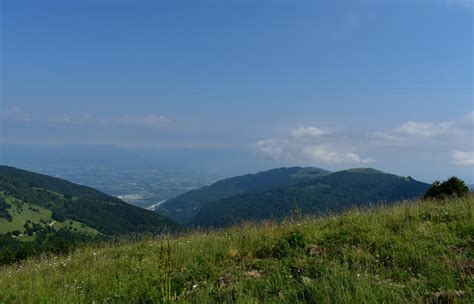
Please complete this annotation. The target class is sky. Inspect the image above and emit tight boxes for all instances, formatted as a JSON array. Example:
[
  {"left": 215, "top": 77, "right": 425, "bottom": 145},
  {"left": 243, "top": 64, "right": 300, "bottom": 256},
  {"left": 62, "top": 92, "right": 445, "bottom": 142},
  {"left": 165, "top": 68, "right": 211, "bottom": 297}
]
[{"left": 1, "top": 0, "right": 473, "bottom": 182}]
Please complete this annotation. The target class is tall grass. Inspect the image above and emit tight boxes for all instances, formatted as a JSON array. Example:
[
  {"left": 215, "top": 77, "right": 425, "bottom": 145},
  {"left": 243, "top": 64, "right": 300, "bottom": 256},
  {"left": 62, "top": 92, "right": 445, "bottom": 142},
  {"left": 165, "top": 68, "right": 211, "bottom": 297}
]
[{"left": 0, "top": 197, "right": 472, "bottom": 303}]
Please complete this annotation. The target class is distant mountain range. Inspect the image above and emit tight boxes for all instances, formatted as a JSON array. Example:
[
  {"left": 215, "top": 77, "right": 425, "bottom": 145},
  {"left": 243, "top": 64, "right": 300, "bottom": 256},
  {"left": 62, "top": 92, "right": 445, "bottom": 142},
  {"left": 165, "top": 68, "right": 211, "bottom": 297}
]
[
  {"left": 0, "top": 166, "right": 179, "bottom": 238},
  {"left": 156, "top": 167, "right": 431, "bottom": 227},
  {"left": 0, "top": 165, "right": 432, "bottom": 235}
]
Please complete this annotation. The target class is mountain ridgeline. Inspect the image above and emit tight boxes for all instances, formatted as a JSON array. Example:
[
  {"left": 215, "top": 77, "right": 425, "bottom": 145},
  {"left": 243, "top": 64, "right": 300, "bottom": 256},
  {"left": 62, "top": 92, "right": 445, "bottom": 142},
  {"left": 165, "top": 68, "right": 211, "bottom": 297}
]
[
  {"left": 156, "top": 167, "right": 330, "bottom": 224},
  {"left": 0, "top": 165, "right": 179, "bottom": 236},
  {"left": 156, "top": 167, "right": 430, "bottom": 228}
]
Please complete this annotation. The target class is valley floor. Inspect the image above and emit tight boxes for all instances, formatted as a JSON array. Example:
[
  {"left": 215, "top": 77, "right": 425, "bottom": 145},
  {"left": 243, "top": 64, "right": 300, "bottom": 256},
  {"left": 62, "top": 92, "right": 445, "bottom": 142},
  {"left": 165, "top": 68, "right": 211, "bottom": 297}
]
[{"left": 0, "top": 197, "right": 473, "bottom": 303}]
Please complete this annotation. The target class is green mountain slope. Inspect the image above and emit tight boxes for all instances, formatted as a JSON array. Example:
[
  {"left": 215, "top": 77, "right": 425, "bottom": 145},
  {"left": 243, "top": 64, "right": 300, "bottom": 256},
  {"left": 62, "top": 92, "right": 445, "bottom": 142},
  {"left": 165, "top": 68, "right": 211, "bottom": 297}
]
[
  {"left": 1, "top": 197, "right": 472, "bottom": 303},
  {"left": 191, "top": 168, "right": 430, "bottom": 227},
  {"left": 156, "top": 167, "right": 330, "bottom": 224},
  {"left": 0, "top": 165, "right": 180, "bottom": 237}
]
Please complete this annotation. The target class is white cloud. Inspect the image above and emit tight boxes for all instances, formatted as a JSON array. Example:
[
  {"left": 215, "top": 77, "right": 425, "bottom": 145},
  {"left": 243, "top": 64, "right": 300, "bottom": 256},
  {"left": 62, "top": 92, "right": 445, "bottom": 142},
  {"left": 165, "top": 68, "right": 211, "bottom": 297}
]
[
  {"left": 1, "top": 106, "right": 170, "bottom": 128},
  {"left": 372, "top": 113, "right": 473, "bottom": 172},
  {"left": 291, "top": 126, "right": 327, "bottom": 138},
  {"left": 48, "top": 113, "right": 95, "bottom": 124},
  {"left": 257, "top": 113, "right": 473, "bottom": 168},
  {"left": 116, "top": 114, "right": 170, "bottom": 127},
  {"left": 373, "top": 112, "right": 473, "bottom": 146},
  {"left": 453, "top": 150, "right": 474, "bottom": 166},
  {"left": 444, "top": 0, "right": 474, "bottom": 10},
  {"left": 396, "top": 121, "right": 453, "bottom": 137},
  {"left": 0, "top": 106, "right": 32, "bottom": 122},
  {"left": 256, "top": 139, "right": 285, "bottom": 159},
  {"left": 302, "top": 145, "right": 373, "bottom": 164},
  {"left": 256, "top": 126, "right": 374, "bottom": 165}
]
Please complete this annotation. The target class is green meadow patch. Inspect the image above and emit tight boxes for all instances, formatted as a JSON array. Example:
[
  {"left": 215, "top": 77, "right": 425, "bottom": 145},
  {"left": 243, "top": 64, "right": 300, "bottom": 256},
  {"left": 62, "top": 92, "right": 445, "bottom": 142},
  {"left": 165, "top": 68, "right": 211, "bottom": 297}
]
[{"left": 0, "top": 197, "right": 473, "bottom": 303}]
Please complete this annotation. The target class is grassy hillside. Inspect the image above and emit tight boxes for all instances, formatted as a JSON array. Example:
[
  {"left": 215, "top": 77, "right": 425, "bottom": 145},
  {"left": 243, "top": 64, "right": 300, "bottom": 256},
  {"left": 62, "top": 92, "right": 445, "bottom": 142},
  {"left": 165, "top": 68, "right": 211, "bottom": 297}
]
[
  {"left": 0, "top": 165, "right": 179, "bottom": 236},
  {"left": 0, "top": 194, "right": 99, "bottom": 236},
  {"left": 191, "top": 169, "right": 430, "bottom": 228},
  {"left": 1, "top": 196, "right": 472, "bottom": 303},
  {"left": 0, "top": 165, "right": 180, "bottom": 264},
  {"left": 157, "top": 167, "right": 329, "bottom": 224}
]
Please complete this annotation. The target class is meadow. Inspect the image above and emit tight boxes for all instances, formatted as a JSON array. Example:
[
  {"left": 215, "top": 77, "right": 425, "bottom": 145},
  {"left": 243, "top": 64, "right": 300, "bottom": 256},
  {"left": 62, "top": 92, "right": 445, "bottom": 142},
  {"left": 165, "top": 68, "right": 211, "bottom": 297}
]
[{"left": 0, "top": 196, "right": 472, "bottom": 303}]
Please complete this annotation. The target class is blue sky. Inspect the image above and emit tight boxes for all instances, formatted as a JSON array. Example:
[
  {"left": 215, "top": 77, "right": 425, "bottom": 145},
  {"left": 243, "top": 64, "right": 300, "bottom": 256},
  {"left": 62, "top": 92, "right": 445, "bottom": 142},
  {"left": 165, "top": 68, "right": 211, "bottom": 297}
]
[{"left": 1, "top": 0, "right": 473, "bottom": 182}]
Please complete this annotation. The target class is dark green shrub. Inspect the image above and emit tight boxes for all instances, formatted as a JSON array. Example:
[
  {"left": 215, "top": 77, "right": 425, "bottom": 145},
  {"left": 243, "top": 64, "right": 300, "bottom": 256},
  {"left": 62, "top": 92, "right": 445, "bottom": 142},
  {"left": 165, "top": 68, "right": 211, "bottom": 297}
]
[{"left": 423, "top": 177, "right": 469, "bottom": 200}]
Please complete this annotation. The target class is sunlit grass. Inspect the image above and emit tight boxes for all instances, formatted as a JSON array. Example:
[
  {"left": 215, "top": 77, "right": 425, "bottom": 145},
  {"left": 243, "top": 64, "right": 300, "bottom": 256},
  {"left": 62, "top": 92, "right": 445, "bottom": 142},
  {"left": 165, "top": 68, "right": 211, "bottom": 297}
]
[
  {"left": 0, "top": 197, "right": 472, "bottom": 303},
  {"left": 0, "top": 194, "right": 99, "bottom": 237},
  {"left": 0, "top": 198, "right": 52, "bottom": 234}
]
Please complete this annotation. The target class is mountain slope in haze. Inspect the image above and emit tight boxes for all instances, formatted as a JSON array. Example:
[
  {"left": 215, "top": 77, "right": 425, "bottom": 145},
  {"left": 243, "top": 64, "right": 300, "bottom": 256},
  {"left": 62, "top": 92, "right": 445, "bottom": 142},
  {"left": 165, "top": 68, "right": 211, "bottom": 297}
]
[
  {"left": 156, "top": 167, "right": 330, "bottom": 224},
  {"left": 191, "top": 168, "right": 431, "bottom": 228},
  {"left": 0, "top": 166, "right": 180, "bottom": 236}
]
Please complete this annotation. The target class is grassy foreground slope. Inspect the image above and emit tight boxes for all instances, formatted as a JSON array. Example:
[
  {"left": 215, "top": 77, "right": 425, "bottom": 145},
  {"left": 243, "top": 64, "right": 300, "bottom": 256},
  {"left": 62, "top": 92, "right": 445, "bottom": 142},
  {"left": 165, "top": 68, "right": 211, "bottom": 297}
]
[{"left": 1, "top": 197, "right": 473, "bottom": 303}]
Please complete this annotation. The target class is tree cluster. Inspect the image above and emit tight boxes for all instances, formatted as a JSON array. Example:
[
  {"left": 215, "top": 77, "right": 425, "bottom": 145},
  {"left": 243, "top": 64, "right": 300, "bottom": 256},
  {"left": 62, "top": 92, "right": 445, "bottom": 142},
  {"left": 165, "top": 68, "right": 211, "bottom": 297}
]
[{"left": 423, "top": 177, "right": 469, "bottom": 200}]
